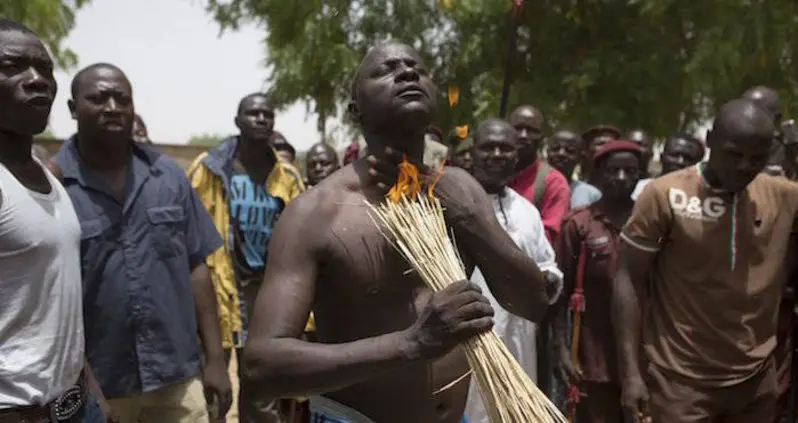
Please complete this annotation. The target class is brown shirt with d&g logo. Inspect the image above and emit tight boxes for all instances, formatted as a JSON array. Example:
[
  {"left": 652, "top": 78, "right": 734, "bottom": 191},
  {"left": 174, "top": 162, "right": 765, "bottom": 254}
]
[{"left": 622, "top": 165, "right": 798, "bottom": 387}]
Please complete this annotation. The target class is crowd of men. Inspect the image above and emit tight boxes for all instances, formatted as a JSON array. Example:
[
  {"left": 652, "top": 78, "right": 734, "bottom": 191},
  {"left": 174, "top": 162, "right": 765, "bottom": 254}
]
[{"left": 1, "top": 17, "right": 797, "bottom": 423}]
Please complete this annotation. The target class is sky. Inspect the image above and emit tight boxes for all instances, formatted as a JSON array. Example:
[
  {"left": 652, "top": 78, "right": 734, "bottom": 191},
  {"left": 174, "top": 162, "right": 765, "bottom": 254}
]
[{"left": 49, "top": 0, "right": 328, "bottom": 152}]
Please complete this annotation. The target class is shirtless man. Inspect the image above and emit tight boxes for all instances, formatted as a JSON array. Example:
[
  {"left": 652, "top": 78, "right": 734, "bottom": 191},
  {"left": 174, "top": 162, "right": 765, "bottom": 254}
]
[{"left": 242, "top": 43, "right": 550, "bottom": 423}]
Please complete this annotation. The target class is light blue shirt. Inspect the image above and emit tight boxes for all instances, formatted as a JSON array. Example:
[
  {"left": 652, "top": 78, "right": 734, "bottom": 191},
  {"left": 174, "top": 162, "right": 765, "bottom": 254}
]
[
  {"left": 229, "top": 174, "right": 284, "bottom": 270},
  {"left": 570, "top": 180, "right": 602, "bottom": 209}
]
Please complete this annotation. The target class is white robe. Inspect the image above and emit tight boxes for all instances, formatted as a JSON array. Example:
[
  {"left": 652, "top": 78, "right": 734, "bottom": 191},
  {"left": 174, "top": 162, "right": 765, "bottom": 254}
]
[{"left": 464, "top": 188, "right": 563, "bottom": 423}]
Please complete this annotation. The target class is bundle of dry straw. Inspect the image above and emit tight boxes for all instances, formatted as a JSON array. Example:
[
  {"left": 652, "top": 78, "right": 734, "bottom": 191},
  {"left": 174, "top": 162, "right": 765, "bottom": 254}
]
[{"left": 367, "top": 160, "right": 566, "bottom": 423}]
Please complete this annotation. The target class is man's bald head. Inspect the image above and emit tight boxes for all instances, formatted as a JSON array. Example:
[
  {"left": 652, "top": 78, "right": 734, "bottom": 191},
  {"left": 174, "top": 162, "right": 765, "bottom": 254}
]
[
  {"left": 307, "top": 142, "right": 338, "bottom": 160},
  {"left": 306, "top": 142, "right": 341, "bottom": 186},
  {"left": 475, "top": 118, "right": 517, "bottom": 143},
  {"left": 509, "top": 105, "right": 544, "bottom": 130},
  {"left": 742, "top": 86, "right": 781, "bottom": 121},
  {"left": 237, "top": 93, "right": 271, "bottom": 116},
  {"left": 0, "top": 19, "right": 56, "bottom": 137},
  {"left": 347, "top": 42, "right": 436, "bottom": 138},
  {"left": 546, "top": 129, "right": 584, "bottom": 179},
  {"left": 472, "top": 118, "right": 519, "bottom": 192},
  {"left": 508, "top": 105, "right": 544, "bottom": 169},
  {"left": 706, "top": 98, "right": 775, "bottom": 192},
  {"left": 550, "top": 129, "right": 582, "bottom": 146},
  {"left": 235, "top": 92, "right": 275, "bottom": 143},
  {"left": 67, "top": 62, "right": 135, "bottom": 151},
  {"left": 71, "top": 63, "right": 130, "bottom": 98},
  {"left": 712, "top": 98, "right": 774, "bottom": 140}
]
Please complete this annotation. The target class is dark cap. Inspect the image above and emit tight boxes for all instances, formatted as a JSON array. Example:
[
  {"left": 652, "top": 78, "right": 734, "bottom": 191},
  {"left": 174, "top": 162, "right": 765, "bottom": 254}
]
[{"left": 582, "top": 124, "right": 621, "bottom": 142}]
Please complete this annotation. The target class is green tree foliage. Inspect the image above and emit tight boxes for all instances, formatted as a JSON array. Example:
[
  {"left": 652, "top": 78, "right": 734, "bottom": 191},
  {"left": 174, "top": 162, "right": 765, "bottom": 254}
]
[
  {"left": 188, "top": 133, "right": 226, "bottom": 147},
  {"left": 205, "top": 0, "right": 798, "bottom": 139},
  {"left": 1, "top": 0, "right": 90, "bottom": 69}
]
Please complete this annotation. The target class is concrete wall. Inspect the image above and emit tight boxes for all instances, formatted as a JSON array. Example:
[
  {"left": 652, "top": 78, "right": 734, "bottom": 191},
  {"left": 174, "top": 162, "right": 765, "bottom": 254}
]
[{"left": 34, "top": 138, "right": 349, "bottom": 176}]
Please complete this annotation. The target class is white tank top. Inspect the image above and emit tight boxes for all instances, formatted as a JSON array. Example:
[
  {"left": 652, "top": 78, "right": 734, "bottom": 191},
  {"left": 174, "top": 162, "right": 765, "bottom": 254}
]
[{"left": 0, "top": 160, "right": 84, "bottom": 408}]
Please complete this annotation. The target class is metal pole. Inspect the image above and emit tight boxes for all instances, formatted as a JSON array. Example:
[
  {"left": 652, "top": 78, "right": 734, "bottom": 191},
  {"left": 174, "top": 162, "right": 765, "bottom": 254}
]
[{"left": 499, "top": 0, "right": 524, "bottom": 118}]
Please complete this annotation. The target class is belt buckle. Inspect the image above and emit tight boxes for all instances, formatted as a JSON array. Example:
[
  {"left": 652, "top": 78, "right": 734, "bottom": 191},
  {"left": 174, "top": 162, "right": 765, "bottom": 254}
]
[{"left": 52, "top": 384, "right": 84, "bottom": 421}]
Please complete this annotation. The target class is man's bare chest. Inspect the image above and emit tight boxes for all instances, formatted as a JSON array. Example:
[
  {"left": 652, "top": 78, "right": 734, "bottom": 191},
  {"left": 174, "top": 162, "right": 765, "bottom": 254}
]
[{"left": 315, "top": 202, "right": 426, "bottom": 298}]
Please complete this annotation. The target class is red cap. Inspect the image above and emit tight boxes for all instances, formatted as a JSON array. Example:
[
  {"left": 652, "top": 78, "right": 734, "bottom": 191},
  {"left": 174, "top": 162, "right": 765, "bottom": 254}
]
[{"left": 593, "top": 140, "right": 641, "bottom": 165}]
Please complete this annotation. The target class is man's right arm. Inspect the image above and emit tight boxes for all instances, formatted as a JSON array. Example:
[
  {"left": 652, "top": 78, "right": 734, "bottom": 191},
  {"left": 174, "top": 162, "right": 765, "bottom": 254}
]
[
  {"left": 612, "top": 245, "right": 656, "bottom": 381},
  {"left": 612, "top": 182, "right": 670, "bottom": 382},
  {"left": 241, "top": 194, "right": 420, "bottom": 402}
]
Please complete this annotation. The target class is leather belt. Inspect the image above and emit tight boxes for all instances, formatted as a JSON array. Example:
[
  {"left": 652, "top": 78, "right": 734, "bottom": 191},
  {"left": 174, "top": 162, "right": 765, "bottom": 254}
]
[
  {"left": 0, "top": 373, "right": 87, "bottom": 423},
  {"left": 0, "top": 407, "right": 49, "bottom": 423}
]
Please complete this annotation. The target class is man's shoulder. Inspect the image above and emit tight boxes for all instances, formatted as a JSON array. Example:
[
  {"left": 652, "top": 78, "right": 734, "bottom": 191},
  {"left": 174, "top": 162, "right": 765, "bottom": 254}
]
[
  {"left": 749, "top": 173, "right": 798, "bottom": 212},
  {"left": 277, "top": 186, "right": 322, "bottom": 225},
  {"left": 439, "top": 165, "right": 483, "bottom": 197},
  {"left": 751, "top": 171, "right": 798, "bottom": 194},
  {"left": 441, "top": 164, "right": 473, "bottom": 181},
  {"left": 283, "top": 167, "right": 351, "bottom": 218}
]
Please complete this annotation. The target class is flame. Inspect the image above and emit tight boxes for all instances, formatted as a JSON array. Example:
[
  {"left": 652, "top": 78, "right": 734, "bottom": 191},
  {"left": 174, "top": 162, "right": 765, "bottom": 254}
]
[
  {"left": 448, "top": 85, "right": 460, "bottom": 107},
  {"left": 427, "top": 162, "right": 445, "bottom": 198},
  {"left": 386, "top": 159, "right": 444, "bottom": 203},
  {"left": 387, "top": 159, "right": 421, "bottom": 203},
  {"left": 455, "top": 125, "right": 469, "bottom": 140}
]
